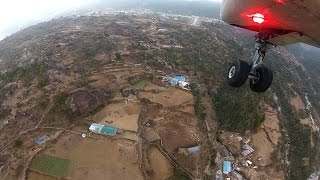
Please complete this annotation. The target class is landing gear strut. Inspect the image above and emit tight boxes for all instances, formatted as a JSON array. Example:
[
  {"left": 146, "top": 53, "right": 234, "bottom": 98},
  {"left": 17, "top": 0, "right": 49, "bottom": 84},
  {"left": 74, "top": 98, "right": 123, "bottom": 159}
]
[{"left": 227, "top": 33, "right": 274, "bottom": 93}]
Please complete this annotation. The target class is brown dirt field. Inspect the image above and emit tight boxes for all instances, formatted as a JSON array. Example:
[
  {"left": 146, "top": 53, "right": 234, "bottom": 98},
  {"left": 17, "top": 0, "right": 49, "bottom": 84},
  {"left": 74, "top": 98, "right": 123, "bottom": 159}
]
[
  {"left": 142, "top": 127, "right": 161, "bottom": 142},
  {"left": 242, "top": 167, "right": 284, "bottom": 180},
  {"left": 119, "top": 131, "right": 139, "bottom": 141},
  {"left": 147, "top": 147, "right": 173, "bottom": 180},
  {"left": 94, "top": 53, "right": 109, "bottom": 61},
  {"left": 176, "top": 105, "right": 195, "bottom": 115},
  {"left": 88, "top": 74, "right": 115, "bottom": 88},
  {"left": 300, "top": 118, "right": 310, "bottom": 126},
  {"left": 219, "top": 132, "right": 241, "bottom": 155},
  {"left": 88, "top": 63, "right": 146, "bottom": 89},
  {"left": 145, "top": 103, "right": 162, "bottom": 116},
  {"left": 27, "top": 171, "right": 57, "bottom": 180},
  {"left": 162, "top": 110, "right": 197, "bottom": 126},
  {"left": 42, "top": 133, "right": 143, "bottom": 180},
  {"left": 290, "top": 93, "right": 304, "bottom": 110},
  {"left": 300, "top": 117, "right": 319, "bottom": 132},
  {"left": 143, "top": 83, "right": 167, "bottom": 92},
  {"left": 262, "top": 107, "right": 281, "bottom": 145},
  {"left": 93, "top": 101, "right": 140, "bottom": 132},
  {"left": 155, "top": 122, "right": 198, "bottom": 152},
  {"left": 139, "top": 85, "right": 193, "bottom": 108},
  {"left": 252, "top": 129, "right": 274, "bottom": 166}
]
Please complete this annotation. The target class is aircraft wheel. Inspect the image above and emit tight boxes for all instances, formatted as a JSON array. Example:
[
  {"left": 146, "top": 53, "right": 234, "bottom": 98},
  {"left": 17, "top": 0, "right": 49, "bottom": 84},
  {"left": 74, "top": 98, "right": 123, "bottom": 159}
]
[
  {"left": 227, "top": 60, "right": 250, "bottom": 87},
  {"left": 249, "top": 65, "right": 273, "bottom": 93}
]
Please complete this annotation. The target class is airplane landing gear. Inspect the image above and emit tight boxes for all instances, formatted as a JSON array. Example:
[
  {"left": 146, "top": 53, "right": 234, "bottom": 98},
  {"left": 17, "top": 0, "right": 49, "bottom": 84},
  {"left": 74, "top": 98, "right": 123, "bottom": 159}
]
[{"left": 227, "top": 33, "right": 273, "bottom": 93}]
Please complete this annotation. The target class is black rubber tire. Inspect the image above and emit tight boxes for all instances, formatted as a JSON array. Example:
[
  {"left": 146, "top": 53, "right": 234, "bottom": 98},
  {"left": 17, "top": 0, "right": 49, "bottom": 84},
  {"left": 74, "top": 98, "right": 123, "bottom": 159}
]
[
  {"left": 227, "top": 60, "right": 250, "bottom": 87},
  {"left": 249, "top": 65, "right": 273, "bottom": 93}
]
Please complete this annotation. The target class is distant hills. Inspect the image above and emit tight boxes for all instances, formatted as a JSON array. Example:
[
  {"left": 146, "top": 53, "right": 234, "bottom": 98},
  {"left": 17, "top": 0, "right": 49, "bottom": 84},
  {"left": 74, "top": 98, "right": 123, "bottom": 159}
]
[{"left": 94, "top": 0, "right": 221, "bottom": 18}]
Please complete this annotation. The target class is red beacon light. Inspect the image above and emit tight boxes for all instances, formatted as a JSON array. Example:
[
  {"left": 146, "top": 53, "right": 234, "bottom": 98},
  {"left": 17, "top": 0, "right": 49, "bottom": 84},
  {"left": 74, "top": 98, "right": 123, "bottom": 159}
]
[{"left": 249, "top": 13, "right": 265, "bottom": 24}]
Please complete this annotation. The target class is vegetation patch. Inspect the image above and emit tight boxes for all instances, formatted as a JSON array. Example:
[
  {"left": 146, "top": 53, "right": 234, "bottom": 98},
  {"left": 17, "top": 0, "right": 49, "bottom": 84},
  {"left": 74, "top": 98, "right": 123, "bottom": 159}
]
[
  {"left": 132, "top": 79, "right": 151, "bottom": 90},
  {"left": 0, "top": 109, "right": 8, "bottom": 120},
  {"left": 86, "top": 136, "right": 98, "bottom": 141},
  {"left": 168, "top": 168, "right": 190, "bottom": 180},
  {"left": 46, "top": 92, "right": 74, "bottom": 124},
  {"left": 213, "top": 84, "right": 265, "bottom": 133},
  {"left": 82, "top": 38, "right": 113, "bottom": 58},
  {"left": 13, "top": 139, "right": 23, "bottom": 148},
  {"left": 30, "top": 154, "right": 70, "bottom": 177},
  {"left": 0, "top": 62, "right": 48, "bottom": 87},
  {"left": 190, "top": 83, "right": 206, "bottom": 130}
]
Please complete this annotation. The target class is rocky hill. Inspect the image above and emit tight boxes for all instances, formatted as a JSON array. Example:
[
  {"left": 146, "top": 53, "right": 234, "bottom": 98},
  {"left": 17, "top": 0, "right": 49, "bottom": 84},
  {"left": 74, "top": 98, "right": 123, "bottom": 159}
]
[{"left": 0, "top": 12, "right": 319, "bottom": 180}]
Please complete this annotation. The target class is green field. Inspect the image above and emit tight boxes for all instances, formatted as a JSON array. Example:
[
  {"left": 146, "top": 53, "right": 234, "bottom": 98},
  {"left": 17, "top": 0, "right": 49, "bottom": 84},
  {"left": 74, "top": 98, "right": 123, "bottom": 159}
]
[
  {"left": 86, "top": 136, "right": 98, "bottom": 141},
  {"left": 30, "top": 154, "right": 70, "bottom": 177},
  {"left": 133, "top": 79, "right": 151, "bottom": 90}
]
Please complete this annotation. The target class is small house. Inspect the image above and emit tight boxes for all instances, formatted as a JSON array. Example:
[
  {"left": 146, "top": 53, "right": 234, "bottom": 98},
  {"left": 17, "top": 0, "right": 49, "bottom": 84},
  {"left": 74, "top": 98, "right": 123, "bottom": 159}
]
[
  {"left": 89, "top": 123, "right": 117, "bottom": 136},
  {"left": 166, "top": 77, "right": 179, "bottom": 86},
  {"left": 215, "top": 170, "right": 223, "bottom": 180},
  {"left": 35, "top": 135, "right": 50, "bottom": 145},
  {"left": 223, "top": 161, "right": 232, "bottom": 174},
  {"left": 178, "top": 146, "right": 200, "bottom": 155},
  {"left": 178, "top": 81, "right": 190, "bottom": 90},
  {"left": 187, "top": 146, "right": 200, "bottom": 154},
  {"left": 242, "top": 144, "right": 254, "bottom": 156},
  {"left": 174, "top": 75, "right": 187, "bottom": 81},
  {"left": 221, "top": 146, "right": 230, "bottom": 157},
  {"left": 157, "top": 28, "right": 167, "bottom": 33}
]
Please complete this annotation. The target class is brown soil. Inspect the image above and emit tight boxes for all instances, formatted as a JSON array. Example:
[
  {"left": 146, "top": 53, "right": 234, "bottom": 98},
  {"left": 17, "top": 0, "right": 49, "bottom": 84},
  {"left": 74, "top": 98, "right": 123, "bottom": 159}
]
[
  {"left": 93, "top": 101, "right": 140, "bottom": 132},
  {"left": 143, "top": 83, "right": 167, "bottom": 92},
  {"left": 290, "top": 93, "right": 304, "bottom": 110},
  {"left": 251, "top": 129, "right": 274, "bottom": 166},
  {"left": 242, "top": 167, "right": 285, "bottom": 180},
  {"left": 300, "top": 118, "right": 310, "bottom": 126},
  {"left": 262, "top": 106, "right": 281, "bottom": 145},
  {"left": 176, "top": 105, "right": 195, "bottom": 115},
  {"left": 41, "top": 132, "right": 143, "bottom": 180},
  {"left": 219, "top": 132, "right": 241, "bottom": 156},
  {"left": 119, "top": 131, "right": 139, "bottom": 141},
  {"left": 147, "top": 147, "right": 173, "bottom": 180},
  {"left": 139, "top": 84, "right": 193, "bottom": 108},
  {"left": 27, "top": 171, "right": 57, "bottom": 180},
  {"left": 155, "top": 122, "right": 198, "bottom": 153},
  {"left": 142, "top": 127, "right": 161, "bottom": 143}
]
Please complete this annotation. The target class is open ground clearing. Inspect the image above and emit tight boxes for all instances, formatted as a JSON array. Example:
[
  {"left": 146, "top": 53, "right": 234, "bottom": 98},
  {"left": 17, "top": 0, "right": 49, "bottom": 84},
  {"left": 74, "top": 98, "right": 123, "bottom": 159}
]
[
  {"left": 30, "top": 154, "right": 70, "bottom": 178},
  {"left": 140, "top": 84, "right": 193, "bottom": 108},
  {"left": 27, "top": 171, "right": 57, "bottom": 180},
  {"left": 251, "top": 129, "right": 274, "bottom": 166},
  {"left": 262, "top": 105, "right": 281, "bottom": 145},
  {"left": 93, "top": 101, "right": 140, "bottom": 132},
  {"left": 290, "top": 93, "right": 305, "bottom": 110},
  {"left": 147, "top": 146, "right": 173, "bottom": 180},
  {"left": 155, "top": 121, "right": 198, "bottom": 153},
  {"left": 28, "top": 132, "right": 143, "bottom": 180}
]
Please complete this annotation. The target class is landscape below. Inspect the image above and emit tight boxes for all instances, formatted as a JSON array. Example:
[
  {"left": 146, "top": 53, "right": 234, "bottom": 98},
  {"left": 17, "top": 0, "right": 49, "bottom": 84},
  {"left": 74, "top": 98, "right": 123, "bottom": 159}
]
[{"left": 0, "top": 9, "right": 319, "bottom": 180}]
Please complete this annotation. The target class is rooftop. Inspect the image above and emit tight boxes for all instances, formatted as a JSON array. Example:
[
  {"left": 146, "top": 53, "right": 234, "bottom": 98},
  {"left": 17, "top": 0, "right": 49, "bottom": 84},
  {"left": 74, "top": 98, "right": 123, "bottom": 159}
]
[{"left": 89, "top": 123, "right": 117, "bottom": 136}]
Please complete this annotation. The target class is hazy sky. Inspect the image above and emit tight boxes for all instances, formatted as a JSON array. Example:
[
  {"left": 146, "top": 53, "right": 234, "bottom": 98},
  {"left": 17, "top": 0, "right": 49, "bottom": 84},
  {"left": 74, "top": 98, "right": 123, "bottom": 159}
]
[
  {"left": 0, "top": 0, "right": 98, "bottom": 40},
  {"left": 0, "top": 0, "right": 221, "bottom": 40}
]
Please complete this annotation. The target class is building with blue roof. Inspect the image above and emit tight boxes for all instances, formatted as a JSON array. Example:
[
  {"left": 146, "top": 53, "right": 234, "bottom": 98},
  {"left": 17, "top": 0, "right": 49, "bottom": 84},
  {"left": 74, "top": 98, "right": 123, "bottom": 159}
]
[
  {"left": 174, "top": 75, "right": 187, "bottom": 81},
  {"left": 167, "top": 77, "right": 180, "bottom": 86},
  {"left": 223, "top": 161, "right": 232, "bottom": 174},
  {"left": 89, "top": 123, "right": 117, "bottom": 136},
  {"left": 101, "top": 126, "right": 117, "bottom": 136},
  {"left": 35, "top": 135, "right": 50, "bottom": 145}
]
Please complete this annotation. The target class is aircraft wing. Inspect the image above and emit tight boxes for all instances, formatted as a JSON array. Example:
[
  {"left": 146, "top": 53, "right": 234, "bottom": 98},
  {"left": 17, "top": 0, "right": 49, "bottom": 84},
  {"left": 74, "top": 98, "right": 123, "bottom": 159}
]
[{"left": 221, "top": 0, "right": 320, "bottom": 47}]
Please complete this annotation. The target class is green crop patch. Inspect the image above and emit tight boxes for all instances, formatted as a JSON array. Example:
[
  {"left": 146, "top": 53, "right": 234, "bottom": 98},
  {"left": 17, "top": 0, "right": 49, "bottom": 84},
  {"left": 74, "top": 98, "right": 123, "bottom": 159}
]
[
  {"left": 133, "top": 79, "right": 151, "bottom": 90},
  {"left": 30, "top": 154, "right": 70, "bottom": 177}
]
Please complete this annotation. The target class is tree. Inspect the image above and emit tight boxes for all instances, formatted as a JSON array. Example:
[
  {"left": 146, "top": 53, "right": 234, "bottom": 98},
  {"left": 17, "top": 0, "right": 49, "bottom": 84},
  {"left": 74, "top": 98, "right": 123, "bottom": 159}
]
[
  {"left": 13, "top": 139, "right": 23, "bottom": 148},
  {"left": 115, "top": 52, "right": 121, "bottom": 61}
]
